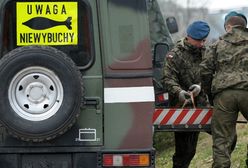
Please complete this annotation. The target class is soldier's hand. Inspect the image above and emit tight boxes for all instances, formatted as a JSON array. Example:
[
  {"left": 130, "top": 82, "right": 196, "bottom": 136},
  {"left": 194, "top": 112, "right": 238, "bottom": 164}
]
[
  {"left": 178, "top": 90, "right": 191, "bottom": 103},
  {"left": 189, "top": 84, "right": 201, "bottom": 97}
]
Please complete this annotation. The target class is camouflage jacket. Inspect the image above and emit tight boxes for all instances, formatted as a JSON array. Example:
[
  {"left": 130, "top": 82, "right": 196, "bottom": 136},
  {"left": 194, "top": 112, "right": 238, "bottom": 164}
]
[
  {"left": 163, "top": 38, "right": 207, "bottom": 107},
  {"left": 200, "top": 27, "right": 248, "bottom": 96}
]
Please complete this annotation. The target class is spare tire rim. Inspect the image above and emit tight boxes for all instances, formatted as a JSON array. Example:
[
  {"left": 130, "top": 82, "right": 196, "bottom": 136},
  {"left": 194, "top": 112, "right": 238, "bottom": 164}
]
[{"left": 8, "top": 66, "right": 63, "bottom": 121}]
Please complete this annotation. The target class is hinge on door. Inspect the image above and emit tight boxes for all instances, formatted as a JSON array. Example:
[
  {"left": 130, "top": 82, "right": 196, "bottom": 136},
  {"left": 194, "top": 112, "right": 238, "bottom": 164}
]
[{"left": 83, "top": 97, "right": 101, "bottom": 114}]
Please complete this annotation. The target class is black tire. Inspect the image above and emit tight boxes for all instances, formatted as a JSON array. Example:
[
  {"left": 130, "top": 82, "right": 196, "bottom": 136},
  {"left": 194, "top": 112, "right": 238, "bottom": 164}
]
[{"left": 0, "top": 46, "right": 84, "bottom": 142}]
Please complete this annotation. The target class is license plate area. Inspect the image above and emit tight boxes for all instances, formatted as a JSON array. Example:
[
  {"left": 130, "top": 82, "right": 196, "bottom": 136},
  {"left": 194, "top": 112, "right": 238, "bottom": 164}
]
[{"left": 22, "top": 154, "right": 71, "bottom": 168}]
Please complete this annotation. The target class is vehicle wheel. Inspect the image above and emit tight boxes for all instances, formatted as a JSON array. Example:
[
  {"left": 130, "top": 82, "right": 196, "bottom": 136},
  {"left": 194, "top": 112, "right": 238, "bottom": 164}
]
[{"left": 0, "top": 46, "right": 84, "bottom": 142}]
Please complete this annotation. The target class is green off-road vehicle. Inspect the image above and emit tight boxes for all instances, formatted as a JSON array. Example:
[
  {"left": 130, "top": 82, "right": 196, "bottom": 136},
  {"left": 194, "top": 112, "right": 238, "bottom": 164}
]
[{"left": 0, "top": 0, "right": 179, "bottom": 167}]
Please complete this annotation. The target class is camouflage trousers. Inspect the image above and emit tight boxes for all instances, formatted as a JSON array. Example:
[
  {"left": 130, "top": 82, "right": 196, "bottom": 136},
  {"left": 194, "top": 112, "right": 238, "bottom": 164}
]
[{"left": 212, "top": 90, "right": 248, "bottom": 168}]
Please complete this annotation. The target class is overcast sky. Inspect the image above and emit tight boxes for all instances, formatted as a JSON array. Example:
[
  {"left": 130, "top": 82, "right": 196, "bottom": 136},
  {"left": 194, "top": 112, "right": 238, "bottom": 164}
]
[
  {"left": 208, "top": 0, "right": 248, "bottom": 11},
  {"left": 170, "top": 0, "right": 248, "bottom": 11}
]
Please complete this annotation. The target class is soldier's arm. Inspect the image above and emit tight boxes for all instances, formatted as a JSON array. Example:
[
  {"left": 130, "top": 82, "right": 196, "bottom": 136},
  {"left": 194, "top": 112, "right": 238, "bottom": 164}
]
[
  {"left": 200, "top": 44, "right": 217, "bottom": 96},
  {"left": 163, "top": 52, "right": 181, "bottom": 97}
]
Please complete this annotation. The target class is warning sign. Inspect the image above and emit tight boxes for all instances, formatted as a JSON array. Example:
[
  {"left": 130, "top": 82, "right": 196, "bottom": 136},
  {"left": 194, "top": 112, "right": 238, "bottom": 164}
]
[{"left": 16, "top": 2, "right": 78, "bottom": 46}]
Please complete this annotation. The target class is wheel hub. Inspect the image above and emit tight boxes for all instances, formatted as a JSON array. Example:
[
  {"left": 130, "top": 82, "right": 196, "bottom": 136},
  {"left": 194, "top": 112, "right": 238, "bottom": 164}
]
[
  {"left": 27, "top": 83, "right": 47, "bottom": 103},
  {"left": 9, "top": 66, "right": 63, "bottom": 121}
]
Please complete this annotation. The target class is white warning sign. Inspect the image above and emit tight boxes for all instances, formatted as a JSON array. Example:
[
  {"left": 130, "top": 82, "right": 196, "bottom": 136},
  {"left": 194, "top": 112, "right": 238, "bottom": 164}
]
[{"left": 16, "top": 2, "right": 78, "bottom": 46}]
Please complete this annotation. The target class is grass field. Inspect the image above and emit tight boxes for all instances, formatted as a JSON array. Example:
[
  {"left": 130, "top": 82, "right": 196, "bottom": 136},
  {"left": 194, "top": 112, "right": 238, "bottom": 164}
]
[{"left": 155, "top": 119, "right": 248, "bottom": 168}]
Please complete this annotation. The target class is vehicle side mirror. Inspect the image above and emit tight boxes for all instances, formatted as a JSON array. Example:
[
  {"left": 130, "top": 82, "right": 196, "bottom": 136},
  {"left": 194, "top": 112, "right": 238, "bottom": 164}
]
[{"left": 166, "top": 17, "right": 178, "bottom": 34}]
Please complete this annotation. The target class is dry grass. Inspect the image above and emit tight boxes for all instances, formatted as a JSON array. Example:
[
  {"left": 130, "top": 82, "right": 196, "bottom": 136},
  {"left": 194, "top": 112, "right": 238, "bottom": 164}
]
[{"left": 155, "top": 118, "right": 248, "bottom": 168}]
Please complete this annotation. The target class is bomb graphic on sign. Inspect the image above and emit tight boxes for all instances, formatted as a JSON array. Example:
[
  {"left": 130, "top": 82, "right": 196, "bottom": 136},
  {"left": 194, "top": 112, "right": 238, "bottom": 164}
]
[{"left": 23, "top": 17, "right": 72, "bottom": 30}]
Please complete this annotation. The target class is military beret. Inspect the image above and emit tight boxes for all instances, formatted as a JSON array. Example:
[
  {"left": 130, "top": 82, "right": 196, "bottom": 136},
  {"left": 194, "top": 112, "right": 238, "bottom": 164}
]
[
  {"left": 224, "top": 11, "right": 247, "bottom": 25},
  {"left": 186, "top": 21, "right": 210, "bottom": 40}
]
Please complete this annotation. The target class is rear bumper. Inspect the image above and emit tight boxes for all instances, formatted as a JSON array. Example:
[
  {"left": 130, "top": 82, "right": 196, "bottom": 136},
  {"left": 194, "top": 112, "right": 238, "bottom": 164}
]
[{"left": 0, "top": 147, "right": 155, "bottom": 168}]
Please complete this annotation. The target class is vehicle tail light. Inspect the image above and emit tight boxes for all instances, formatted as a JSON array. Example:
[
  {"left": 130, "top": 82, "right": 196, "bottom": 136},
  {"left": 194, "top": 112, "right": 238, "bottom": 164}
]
[
  {"left": 157, "top": 93, "right": 168, "bottom": 102},
  {"left": 103, "top": 153, "right": 150, "bottom": 167}
]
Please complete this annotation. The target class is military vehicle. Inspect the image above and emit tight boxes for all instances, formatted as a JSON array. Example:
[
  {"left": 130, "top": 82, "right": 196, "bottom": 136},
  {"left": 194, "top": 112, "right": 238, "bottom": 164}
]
[
  {"left": 0, "top": 0, "right": 216, "bottom": 166},
  {"left": 0, "top": 0, "right": 179, "bottom": 167}
]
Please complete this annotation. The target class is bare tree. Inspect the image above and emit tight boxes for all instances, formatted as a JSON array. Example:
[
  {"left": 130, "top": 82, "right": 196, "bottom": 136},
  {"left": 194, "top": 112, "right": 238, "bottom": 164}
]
[{"left": 157, "top": 0, "right": 209, "bottom": 41}]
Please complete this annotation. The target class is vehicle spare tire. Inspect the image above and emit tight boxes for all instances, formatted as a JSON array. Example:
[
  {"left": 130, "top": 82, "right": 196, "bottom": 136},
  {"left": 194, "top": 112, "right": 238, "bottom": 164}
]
[{"left": 0, "top": 46, "right": 84, "bottom": 142}]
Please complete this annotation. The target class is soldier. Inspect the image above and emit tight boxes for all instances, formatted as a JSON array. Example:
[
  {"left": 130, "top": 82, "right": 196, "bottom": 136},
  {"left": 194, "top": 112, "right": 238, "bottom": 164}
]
[
  {"left": 163, "top": 21, "right": 210, "bottom": 168},
  {"left": 200, "top": 11, "right": 248, "bottom": 168}
]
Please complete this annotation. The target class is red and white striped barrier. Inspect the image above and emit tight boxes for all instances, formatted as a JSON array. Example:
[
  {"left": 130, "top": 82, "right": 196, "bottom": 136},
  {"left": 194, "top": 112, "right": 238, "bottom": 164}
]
[{"left": 153, "top": 108, "right": 213, "bottom": 126}]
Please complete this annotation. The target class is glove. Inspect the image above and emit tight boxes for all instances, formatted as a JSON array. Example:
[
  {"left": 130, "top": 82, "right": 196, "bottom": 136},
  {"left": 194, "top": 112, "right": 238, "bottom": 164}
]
[
  {"left": 189, "top": 84, "right": 201, "bottom": 97},
  {"left": 178, "top": 90, "right": 191, "bottom": 103}
]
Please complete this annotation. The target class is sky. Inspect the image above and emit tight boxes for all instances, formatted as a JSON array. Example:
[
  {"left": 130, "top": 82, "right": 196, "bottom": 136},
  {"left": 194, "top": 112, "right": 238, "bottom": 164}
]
[
  {"left": 172, "top": 0, "right": 248, "bottom": 11},
  {"left": 208, "top": 0, "right": 248, "bottom": 11}
]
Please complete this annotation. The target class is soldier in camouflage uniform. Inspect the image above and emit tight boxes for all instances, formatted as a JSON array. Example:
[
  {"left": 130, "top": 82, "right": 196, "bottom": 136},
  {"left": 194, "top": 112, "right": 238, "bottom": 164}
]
[
  {"left": 200, "top": 11, "right": 248, "bottom": 168},
  {"left": 163, "top": 21, "right": 210, "bottom": 168}
]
